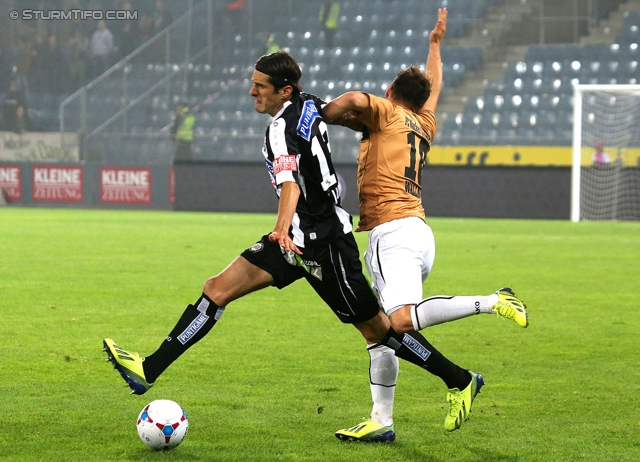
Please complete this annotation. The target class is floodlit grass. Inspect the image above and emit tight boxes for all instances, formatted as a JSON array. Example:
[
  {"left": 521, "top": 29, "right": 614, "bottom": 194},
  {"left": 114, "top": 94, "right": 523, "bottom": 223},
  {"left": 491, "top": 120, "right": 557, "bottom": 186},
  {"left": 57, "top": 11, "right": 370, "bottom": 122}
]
[{"left": 1, "top": 207, "right": 639, "bottom": 461}]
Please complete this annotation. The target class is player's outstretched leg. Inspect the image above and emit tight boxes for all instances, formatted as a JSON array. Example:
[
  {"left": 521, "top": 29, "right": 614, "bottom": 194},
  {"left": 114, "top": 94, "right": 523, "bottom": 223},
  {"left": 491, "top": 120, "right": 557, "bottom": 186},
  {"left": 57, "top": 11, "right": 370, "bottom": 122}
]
[
  {"left": 410, "top": 289, "right": 529, "bottom": 330},
  {"left": 103, "top": 294, "right": 224, "bottom": 394},
  {"left": 491, "top": 287, "right": 528, "bottom": 328},
  {"left": 444, "top": 370, "right": 484, "bottom": 431},
  {"left": 103, "top": 338, "right": 154, "bottom": 395},
  {"left": 335, "top": 420, "right": 396, "bottom": 442}
]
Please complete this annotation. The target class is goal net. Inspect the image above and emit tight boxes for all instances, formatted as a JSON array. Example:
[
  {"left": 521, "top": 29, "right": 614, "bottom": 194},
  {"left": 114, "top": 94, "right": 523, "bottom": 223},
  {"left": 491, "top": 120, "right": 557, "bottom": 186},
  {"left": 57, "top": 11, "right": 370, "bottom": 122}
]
[{"left": 571, "top": 84, "right": 640, "bottom": 221}]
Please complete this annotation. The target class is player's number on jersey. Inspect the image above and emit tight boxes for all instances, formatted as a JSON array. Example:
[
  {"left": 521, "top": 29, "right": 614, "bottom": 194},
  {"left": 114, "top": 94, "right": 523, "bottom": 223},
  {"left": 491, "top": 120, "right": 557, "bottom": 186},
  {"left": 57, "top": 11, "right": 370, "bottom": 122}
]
[
  {"left": 404, "top": 132, "right": 428, "bottom": 184},
  {"left": 311, "top": 121, "right": 338, "bottom": 192}
]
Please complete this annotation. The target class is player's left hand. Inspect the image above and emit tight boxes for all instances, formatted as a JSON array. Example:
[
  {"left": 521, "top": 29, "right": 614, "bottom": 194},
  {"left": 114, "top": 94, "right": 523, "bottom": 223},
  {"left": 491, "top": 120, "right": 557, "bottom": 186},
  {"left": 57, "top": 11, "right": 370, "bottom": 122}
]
[{"left": 430, "top": 7, "right": 447, "bottom": 43}]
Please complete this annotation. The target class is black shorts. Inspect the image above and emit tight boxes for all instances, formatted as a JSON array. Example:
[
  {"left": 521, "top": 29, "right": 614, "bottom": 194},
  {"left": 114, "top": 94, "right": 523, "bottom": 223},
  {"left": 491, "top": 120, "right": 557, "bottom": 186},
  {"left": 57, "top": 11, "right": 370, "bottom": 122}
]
[{"left": 240, "top": 233, "right": 381, "bottom": 324}]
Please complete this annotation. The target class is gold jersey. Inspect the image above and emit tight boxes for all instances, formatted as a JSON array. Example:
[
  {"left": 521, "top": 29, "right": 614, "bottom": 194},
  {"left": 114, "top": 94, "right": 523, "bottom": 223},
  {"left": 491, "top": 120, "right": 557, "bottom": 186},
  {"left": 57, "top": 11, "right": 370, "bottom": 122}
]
[{"left": 354, "top": 94, "right": 436, "bottom": 231}]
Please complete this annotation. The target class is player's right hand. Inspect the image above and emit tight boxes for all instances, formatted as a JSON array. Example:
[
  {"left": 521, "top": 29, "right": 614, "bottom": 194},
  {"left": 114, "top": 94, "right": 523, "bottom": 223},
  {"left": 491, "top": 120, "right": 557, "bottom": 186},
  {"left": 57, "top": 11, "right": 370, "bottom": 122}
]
[{"left": 430, "top": 7, "right": 447, "bottom": 44}]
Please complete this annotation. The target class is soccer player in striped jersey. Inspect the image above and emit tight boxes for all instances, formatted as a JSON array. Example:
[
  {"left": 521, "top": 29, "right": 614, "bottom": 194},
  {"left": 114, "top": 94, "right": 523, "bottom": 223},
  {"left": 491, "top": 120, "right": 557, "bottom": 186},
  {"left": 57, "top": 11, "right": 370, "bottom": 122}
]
[
  {"left": 103, "top": 49, "right": 483, "bottom": 440},
  {"left": 323, "top": 8, "right": 528, "bottom": 440}
]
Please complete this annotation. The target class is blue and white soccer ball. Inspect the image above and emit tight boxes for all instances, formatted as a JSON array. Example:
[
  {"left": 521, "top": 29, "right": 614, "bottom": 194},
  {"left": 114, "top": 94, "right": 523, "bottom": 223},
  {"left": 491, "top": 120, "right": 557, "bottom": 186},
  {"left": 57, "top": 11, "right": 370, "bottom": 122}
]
[{"left": 136, "top": 399, "right": 189, "bottom": 450}]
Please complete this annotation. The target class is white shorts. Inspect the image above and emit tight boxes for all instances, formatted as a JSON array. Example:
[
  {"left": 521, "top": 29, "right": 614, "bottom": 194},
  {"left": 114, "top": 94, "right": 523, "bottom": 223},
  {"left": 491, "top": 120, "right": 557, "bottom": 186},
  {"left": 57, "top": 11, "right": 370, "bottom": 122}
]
[{"left": 364, "top": 216, "right": 435, "bottom": 315}]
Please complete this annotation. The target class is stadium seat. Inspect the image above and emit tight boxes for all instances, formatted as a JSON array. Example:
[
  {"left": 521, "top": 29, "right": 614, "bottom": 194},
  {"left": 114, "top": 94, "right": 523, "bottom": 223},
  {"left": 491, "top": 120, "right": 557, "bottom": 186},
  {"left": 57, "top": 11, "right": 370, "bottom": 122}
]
[{"left": 366, "top": 13, "right": 382, "bottom": 32}]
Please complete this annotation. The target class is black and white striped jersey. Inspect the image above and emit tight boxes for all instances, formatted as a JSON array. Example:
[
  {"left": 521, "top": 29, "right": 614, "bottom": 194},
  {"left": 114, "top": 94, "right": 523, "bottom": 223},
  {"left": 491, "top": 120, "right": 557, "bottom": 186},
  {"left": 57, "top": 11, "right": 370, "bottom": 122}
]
[{"left": 262, "top": 93, "right": 352, "bottom": 249}]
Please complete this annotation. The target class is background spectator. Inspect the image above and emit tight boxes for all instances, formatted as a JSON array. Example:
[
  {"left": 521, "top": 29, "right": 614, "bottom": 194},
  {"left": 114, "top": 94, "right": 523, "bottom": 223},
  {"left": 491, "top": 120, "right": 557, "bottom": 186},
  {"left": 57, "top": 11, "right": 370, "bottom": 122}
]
[
  {"left": 30, "top": 34, "right": 48, "bottom": 92},
  {"left": 66, "top": 28, "right": 90, "bottom": 88},
  {"left": 2, "top": 81, "right": 27, "bottom": 132},
  {"left": 224, "top": 0, "right": 247, "bottom": 36},
  {"left": 152, "top": 0, "right": 173, "bottom": 35},
  {"left": 41, "top": 35, "right": 67, "bottom": 93},
  {"left": 116, "top": 2, "right": 139, "bottom": 58},
  {"left": 260, "top": 32, "right": 280, "bottom": 55},
  {"left": 13, "top": 105, "right": 28, "bottom": 134},
  {"left": 170, "top": 101, "right": 195, "bottom": 161},
  {"left": 592, "top": 141, "right": 611, "bottom": 165},
  {"left": 90, "top": 20, "right": 114, "bottom": 77},
  {"left": 319, "top": 1, "right": 340, "bottom": 48},
  {"left": 15, "top": 33, "right": 34, "bottom": 93},
  {"left": 138, "top": 15, "right": 155, "bottom": 48}
]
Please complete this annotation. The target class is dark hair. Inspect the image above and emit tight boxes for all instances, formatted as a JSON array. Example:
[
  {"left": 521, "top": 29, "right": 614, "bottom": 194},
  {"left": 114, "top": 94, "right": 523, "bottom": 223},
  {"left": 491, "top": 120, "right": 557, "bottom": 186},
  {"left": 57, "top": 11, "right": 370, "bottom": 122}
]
[
  {"left": 390, "top": 66, "right": 432, "bottom": 113},
  {"left": 255, "top": 51, "right": 302, "bottom": 98}
]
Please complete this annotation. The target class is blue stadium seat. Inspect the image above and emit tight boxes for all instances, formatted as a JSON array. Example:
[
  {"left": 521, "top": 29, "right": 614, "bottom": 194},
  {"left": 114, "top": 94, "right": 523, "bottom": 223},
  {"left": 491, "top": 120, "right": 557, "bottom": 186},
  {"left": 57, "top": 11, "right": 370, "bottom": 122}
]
[
  {"left": 369, "top": 0, "right": 388, "bottom": 15},
  {"left": 616, "top": 12, "right": 640, "bottom": 45},
  {"left": 334, "top": 29, "right": 354, "bottom": 48},
  {"left": 367, "top": 13, "right": 383, "bottom": 32},
  {"left": 620, "top": 60, "right": 639, "bottom": 78},
  {"left": 365, "top": 29, "right": 384, "bottom": 47},
  {"left": 541, "top": 60, "right": 565, "bottom": 78},
  {"left": 398, "top": 46, "right": 419, "bottom": 66},
  {"left": 580, "top": 44, "right": 601, "bottom": 63},
  {"left": 383, "top": 30, "right": 403, "bottom": 48},
  {"left": 447, "top": 15, "right": 468, "bottom": 37}
]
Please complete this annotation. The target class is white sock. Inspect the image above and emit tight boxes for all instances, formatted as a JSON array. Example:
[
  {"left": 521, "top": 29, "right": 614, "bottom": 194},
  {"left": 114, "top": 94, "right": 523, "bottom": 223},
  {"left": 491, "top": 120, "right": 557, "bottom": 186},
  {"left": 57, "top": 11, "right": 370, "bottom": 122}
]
[
  {"left": 411, "top": 294, "right": 499, "bottom": 331},
  {"left": 368, "top": 344, "right": 398, "bottom": 427}
]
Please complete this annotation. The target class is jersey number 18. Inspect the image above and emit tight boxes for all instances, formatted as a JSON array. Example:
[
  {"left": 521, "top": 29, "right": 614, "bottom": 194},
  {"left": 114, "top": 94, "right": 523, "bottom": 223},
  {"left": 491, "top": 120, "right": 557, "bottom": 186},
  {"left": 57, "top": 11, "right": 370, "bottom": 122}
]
[{"left": 404, "top": 132, "right": 428, "bottom": 185}]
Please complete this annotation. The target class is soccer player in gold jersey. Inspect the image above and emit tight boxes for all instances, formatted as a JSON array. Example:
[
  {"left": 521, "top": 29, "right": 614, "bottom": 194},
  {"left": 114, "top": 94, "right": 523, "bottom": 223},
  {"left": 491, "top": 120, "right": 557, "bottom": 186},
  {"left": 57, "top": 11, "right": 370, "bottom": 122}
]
[{"left": 323, "top": 8, "right": 529, "bottom": 440}]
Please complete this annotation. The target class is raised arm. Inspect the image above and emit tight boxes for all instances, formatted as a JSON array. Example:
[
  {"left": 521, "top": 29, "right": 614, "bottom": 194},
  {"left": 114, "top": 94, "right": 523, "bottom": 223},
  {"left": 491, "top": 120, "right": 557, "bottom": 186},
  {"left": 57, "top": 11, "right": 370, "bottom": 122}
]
[{"left": 423, "top": 8, "right": 447, "bottom": 114}]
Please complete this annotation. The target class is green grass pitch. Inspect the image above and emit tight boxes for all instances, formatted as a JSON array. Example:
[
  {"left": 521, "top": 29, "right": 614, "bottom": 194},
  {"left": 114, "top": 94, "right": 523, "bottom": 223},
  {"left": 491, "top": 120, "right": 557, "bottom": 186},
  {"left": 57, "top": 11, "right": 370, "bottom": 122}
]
[{"left": 1, "top": 207, "right": 639, "bottom": 461}]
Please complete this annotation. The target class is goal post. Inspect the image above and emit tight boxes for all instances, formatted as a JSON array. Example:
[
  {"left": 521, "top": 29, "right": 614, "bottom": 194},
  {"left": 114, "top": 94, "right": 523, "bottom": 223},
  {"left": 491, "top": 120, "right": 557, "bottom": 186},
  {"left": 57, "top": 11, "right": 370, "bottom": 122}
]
[{"left": 571, "top": 84, "right": 640, "bottom": 222}]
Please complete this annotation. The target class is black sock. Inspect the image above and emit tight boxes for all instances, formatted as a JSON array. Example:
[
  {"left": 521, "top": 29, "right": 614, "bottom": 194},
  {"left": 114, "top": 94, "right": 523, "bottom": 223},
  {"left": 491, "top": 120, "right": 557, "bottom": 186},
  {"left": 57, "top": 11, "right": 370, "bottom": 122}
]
[
  {"left": 143, "top": 293, "right": 224, "bottom": 383},
  {"left": 380, "top": 327, "right": 470, "bottom": 390}
]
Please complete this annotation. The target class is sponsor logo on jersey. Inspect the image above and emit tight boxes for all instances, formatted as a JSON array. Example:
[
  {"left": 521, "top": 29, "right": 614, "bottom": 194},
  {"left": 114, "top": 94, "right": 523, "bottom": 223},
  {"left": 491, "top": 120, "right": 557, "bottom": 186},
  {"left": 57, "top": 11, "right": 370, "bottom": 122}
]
[
  {"left": 264, "top": 158, "right": 276, "bottom": 187},
  {"left": 177, "top": 312, "right": 210, "bottom": 345},
  {"left": 296, "top": 100, "right": 320, "bottom": 141},
  {"left": 273, "top": 155, "right": 297, "bottom": 175},
  {"left": 249, "top": 242, "right": 264, "bottom": 252},
  {"left": 402, "top": 334, "right": 431, "bottom": 361}
]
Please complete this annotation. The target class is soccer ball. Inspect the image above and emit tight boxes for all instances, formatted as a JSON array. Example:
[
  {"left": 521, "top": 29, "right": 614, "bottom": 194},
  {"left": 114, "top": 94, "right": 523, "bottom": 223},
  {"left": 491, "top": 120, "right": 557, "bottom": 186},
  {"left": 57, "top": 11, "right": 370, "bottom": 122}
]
[{"left": 136, "top": 399, "right": 189, "bottom": 450}]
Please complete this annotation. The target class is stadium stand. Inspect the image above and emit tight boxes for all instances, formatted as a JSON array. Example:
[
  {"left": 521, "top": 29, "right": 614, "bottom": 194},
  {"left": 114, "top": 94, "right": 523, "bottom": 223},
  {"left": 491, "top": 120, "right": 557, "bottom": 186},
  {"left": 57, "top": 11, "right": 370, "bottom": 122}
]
[
  {"left": 1, "top": 0, "right": 637, "bottom": 154},
  {"left": 1, "top": 0, "right": 490, "bottom": 140},
  {"left": 438, "top": 4, "right": 640, "bottom": 146},
  {"left": 186, "top": 0, "right": 489, "bottom": 147}
]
